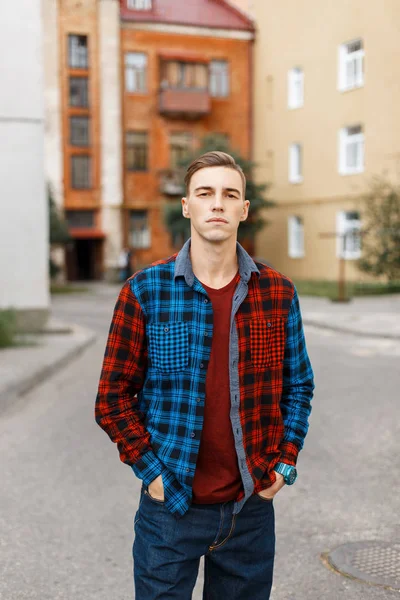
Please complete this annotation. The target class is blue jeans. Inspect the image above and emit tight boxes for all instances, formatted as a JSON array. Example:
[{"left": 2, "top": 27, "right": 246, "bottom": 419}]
[{"left": 133, "top": 487, "right": 275, "bottom": 599}]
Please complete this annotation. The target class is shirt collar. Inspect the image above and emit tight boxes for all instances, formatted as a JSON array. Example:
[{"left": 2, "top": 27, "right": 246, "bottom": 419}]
[{"left": 174, "top": 238, "right": 260, "bottom": 287}]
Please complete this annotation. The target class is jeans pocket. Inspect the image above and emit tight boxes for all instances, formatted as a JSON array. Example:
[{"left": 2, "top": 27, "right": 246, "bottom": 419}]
[
  {"left": 144, "top": 488, "right": 165, "bottom": 506},
  {"left": 256, "top": 493, "right": 274, "bottom": 503}
]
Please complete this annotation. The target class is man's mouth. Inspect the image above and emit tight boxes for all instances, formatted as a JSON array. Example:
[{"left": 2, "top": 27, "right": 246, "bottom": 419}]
[{"left": 207, "top": 218, "right": 228, "bottom": 223}]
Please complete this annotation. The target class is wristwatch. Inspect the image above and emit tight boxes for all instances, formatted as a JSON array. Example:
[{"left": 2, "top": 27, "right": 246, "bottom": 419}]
[{"left": 274, "top": 462, "right": 297, "bottom": 485}]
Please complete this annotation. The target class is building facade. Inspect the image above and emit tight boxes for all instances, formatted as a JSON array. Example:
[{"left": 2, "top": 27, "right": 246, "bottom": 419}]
[
  {"left": 251, "top": 0, "right": 400, "bottom": 282},
  {"left": 45, "top": 0, "right": 254, "bottom": 280},
  {"left": 0, "top": 0, "right": 49, "bottom": 330}
]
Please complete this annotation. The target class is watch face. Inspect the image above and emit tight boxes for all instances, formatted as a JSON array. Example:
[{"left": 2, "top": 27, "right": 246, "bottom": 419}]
[{"left": 287, "top": 468, "right": 297, "bottom": 485}]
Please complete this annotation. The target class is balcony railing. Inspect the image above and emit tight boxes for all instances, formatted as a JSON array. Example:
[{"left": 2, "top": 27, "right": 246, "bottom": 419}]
[
  {"left": 159, "top": 87, "right": 211, "bottom": 119},
  {"left": 159, "top": 169, "right": 185, "bottom": 196}
]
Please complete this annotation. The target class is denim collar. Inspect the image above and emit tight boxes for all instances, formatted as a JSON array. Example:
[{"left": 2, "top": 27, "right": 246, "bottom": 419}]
[{"left": 174, "top": 238, "right": 260, "bottom": 287}]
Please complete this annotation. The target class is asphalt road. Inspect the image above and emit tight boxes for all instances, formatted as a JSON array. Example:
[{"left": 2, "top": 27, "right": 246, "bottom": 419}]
[{"left": 1, "top": 285, "right": 399, "bottom": 600}]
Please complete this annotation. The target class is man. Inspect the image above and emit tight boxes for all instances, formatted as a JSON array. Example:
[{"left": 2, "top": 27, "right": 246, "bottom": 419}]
[{"left": 95, "top": 151, "right": 314, "bottom": 599}]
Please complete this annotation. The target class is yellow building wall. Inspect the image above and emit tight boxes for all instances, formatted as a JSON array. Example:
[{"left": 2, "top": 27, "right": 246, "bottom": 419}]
[{"left": 252, "top": 0, "right": 400, "bottom": 281}]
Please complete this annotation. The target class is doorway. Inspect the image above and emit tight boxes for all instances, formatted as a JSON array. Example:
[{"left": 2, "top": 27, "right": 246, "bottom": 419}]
[{"left": 66, "top": 238, "right": 103, "bottom": 281}]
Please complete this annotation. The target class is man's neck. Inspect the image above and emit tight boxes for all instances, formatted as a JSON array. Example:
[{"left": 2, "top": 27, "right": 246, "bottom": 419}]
[{"left": 189, "top": 234, "right": 239, "bottom": 289}]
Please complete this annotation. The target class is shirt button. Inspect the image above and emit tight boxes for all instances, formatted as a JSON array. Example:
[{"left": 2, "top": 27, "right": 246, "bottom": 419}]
[
  {"left": 204, "top": 298, "right": 208, "bottom": 304},
  {"left": 204, "top": 332, "right": 208, "bottom": 337},
  {"left": 200, "top": 362, "right": 204, "bottom": 369},
  {"left": 267, "top": 322, "right": 272, "bottom": 328},
  {"left": 196, "top": 398, "right": 201, "bottom": 403},
  {"left": 164, "top": 327, "right": 169, "bottom": 333},
  {"left": 186, "top": 468, "right": 190, "bottom": 473},
  {"left": 190, "top": 432, "right": 195, "bottom": 438}
]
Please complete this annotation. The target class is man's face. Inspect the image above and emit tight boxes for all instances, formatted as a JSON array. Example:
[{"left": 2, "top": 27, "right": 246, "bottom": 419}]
[{"left": 181, "top": 166, "right": 250, "bottom": 244}]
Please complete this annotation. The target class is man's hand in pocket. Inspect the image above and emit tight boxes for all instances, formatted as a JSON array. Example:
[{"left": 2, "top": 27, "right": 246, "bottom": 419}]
[{"left": 148, "top": 474, "right": 164, "bottom": 501}]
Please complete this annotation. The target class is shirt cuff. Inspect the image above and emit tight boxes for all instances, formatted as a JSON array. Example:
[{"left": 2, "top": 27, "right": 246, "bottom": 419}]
[
  {"left": 278, "top": 441, "right": 299, "bottom": 466},
  {"left": 130, "top": 449, "right": 164, "bottom": 487}
]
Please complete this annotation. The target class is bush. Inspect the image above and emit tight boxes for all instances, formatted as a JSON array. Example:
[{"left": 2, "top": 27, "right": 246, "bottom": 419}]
[{"left": 0, "top": 309, "right": 17, "bottom": 348}]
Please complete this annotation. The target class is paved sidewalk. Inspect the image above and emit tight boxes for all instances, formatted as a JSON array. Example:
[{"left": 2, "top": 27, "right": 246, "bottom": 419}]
[
  {"left": 300, "top": 294, "right": 400, "bottom": 339},
  {"left": 0, "top": 319, "right": 96, "bottom": 413}
]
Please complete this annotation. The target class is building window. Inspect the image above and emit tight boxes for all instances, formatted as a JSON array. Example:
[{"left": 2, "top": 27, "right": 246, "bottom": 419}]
[
  {"left": 70, "top": 116, "right": 90, "bottom": 146},
  {"left": 288, "top": 216, "right": 305, "bottom": 258},
  {"left": 160, "top": 61, "right": 208, "bottom": 90},
  {"left": 339, "top": 125, "right": 364, "bottom": 175},
  {"left": 289, "top": 143, "right": 303, "bottom": 183},
  {"left": 210, "top": 60, "right": 230, "bottom": 97},
  {"left": 68, "top": 35, "right": 88, "bottom": 69},
  {"left": 126, "top": 131, "right": 148, "bottom": 171},
  {"left": 125, "top": 52, "right": 147, "bottom": 93},
  {"left": 336, "top": 211, "right": 361, "bottom": 259},
  {"left": 288, "top": 67, "right": 304, "bottom": 109},
  {"left": 130, "top": 210, "right": 151, "bottom": 249},
  {"left": 127, "top": 0, "right": 152, "bottom": 8},
  {"left": 69, "top": 77, "right": 89, "bottom": 107},
  {"left": 170, "top": 132, "right": 193, "bottom": 169},
  {"left": 65, "top": 210, "right": 95, "bottom": 228},
  {"left": 338, "top": 39, "right": 364, "bottom": 91},
  {"left": 71, "top": 155, "right": 91, "bottom": 189}
]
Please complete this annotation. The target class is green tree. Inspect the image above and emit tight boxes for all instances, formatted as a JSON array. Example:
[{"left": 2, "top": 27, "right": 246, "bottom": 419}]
[
  {"left": 358, "top": 177, "right": 400, "bottom": 281},
  {"left": 163, "top": 134, "right": 273, "bottom": 253},
  {"left": 48, "top": 186, "right": 71, "bottom": 278}
]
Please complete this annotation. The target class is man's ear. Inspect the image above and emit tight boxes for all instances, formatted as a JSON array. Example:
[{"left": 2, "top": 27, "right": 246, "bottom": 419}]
[
  {"left": 240, "top": 200, "right": 250, "bottom": 221},
  {"left": 181, "top": 197, "right": 190, "bottom": 219}
]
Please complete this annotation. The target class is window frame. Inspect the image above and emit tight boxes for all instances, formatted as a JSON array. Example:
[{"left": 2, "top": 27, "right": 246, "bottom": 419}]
[
  {"left": 210, "top": 60, "right": 230, "bottom": 98},
  {"left": 71, "top": 154, "right": 92, "bottom": 189},
  {"left": 127, "top": 0, "right": 152, "bottom": 9},
  {"left": 68, "top": 34, "right": 89, "bottom": 70},
  {"left": 126, "top": 131, "right": 149, "bottom": 172},
  {"left": 336, "top": 211, "right": 362, "bottom": 260},
  {"left": 288, "top": 215, "right": 305, "bottom": 258},
  {"left": 129, "top": 210, "right": 151, "bottom": 249},
  {"left": 69, "top": 76, "right": 89, "bottom": 108},
  {"left": 288, "top": 67, "right": 304, "bottom": 109},
  {"left": 65, "top": 210, "right": 95, "bottom": 229},
  {"left": 338, "top": 125, "right": 365, "bottom": 175},
  {"left": 70, "top": 116, "right": 91, "bottom": 147},
  {"left": 125, "top": 52, "right": 148, "bottom": 93},
  {"left": 289, "top": 143, "right": 303, "bottom": 184},
  {"left": 338, "top": 38, "right": 364, "bottom": 92},
  {"left": 169, "top": 132, "right": 194, "bottom": 169}
]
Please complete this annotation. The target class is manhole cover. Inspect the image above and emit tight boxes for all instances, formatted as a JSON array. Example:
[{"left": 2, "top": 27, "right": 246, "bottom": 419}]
[{"left": 327, "top": 541, "right": 400, "bottom": 590}]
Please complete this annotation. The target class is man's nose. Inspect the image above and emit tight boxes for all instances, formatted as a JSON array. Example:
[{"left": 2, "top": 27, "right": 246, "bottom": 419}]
[{"left": 211, "top": 193, "right": 224, "bottom": 210}]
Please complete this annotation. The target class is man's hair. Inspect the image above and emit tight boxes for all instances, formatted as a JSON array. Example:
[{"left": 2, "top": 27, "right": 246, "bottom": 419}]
[{"left": 184, "top": 151, "right": 246, "bottom": 196}]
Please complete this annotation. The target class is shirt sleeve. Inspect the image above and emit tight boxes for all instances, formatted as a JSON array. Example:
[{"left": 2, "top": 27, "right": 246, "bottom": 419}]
[
  {"left": 95, "top": 280, "right": 164, "bottom": 485},
  {"left": 279, "top": 287, "right": 315, "bottom": 465}
]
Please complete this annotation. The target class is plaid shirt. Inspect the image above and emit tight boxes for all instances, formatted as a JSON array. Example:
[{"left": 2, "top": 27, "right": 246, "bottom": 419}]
[{"left": 96, "top": 240, "right": 314, "bottom": 516}]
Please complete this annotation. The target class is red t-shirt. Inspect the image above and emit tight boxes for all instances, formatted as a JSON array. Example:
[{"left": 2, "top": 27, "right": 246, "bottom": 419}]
[{"left": 192, "top": 272, "right": 243, "bottom": 504}]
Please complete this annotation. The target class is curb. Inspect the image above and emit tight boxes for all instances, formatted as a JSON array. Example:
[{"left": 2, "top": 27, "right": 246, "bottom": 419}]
[
  {"left": 303, "top": 319, "right": 400, "bottom": 341},
  {"left": 0, "top": 326, "right": 96, "bottom": 414}
]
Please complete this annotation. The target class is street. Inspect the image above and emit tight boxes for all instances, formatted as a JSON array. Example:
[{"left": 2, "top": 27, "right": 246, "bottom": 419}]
[{"left": 1, "top": 285, "right": 399, "bottom": 600}]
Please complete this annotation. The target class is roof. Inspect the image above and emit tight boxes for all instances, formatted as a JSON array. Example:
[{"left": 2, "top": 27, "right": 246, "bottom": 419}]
[{"left": 120, "top": 0, "right": 255, "bottom": 32}]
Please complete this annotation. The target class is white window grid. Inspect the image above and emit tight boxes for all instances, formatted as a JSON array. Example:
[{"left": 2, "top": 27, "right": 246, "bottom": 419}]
[
  {"left": 288, "top": 216, "right": 305, "bottom": 258},
  {"left": 210, "top": 60, "right": 229, "bottom": 97},
  {"left": 125, "top": 52, "right": 147, "bottom": 92},
  {"left": 288, "top": 67, "right": 304, "bottom": 109},
  {"left": 289, "top": 143, "right": 303, "bottom": 183},
  {"left": 338, "top": 39, "right": 364, "bottom": 91},
  {"left": 127, "top": 0, "right": 152, "bottom": 9},
  {"left": 130, "top": 211, "right": 151, "bottom": 249},
  {"left": 339, "top": 125, "right": 364, "bottom": 175},
  {"left": 336, "top": 211, "right": 362, "bottom": 259}
]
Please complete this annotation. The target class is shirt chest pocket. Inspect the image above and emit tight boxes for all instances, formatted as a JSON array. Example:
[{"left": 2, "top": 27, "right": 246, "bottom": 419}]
[
  {"left": 250, "top": 318, "right": 286, "bottom": 369},
  {"left": 147, "top": 321, "right": 189, "bottom": 373}
]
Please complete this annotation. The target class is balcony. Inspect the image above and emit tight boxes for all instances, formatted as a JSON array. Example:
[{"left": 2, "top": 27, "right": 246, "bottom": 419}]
[
  {"left": 159, "top": 87, "right": 211, "bottom": 120},
  {"left": 159, "top": 169, "right": 185, "bottom": 196}
]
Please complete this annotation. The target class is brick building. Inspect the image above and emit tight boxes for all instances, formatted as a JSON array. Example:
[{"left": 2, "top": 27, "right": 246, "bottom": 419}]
[{"left": 44, "top": 0, "right": 254, "bottom": 280}]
